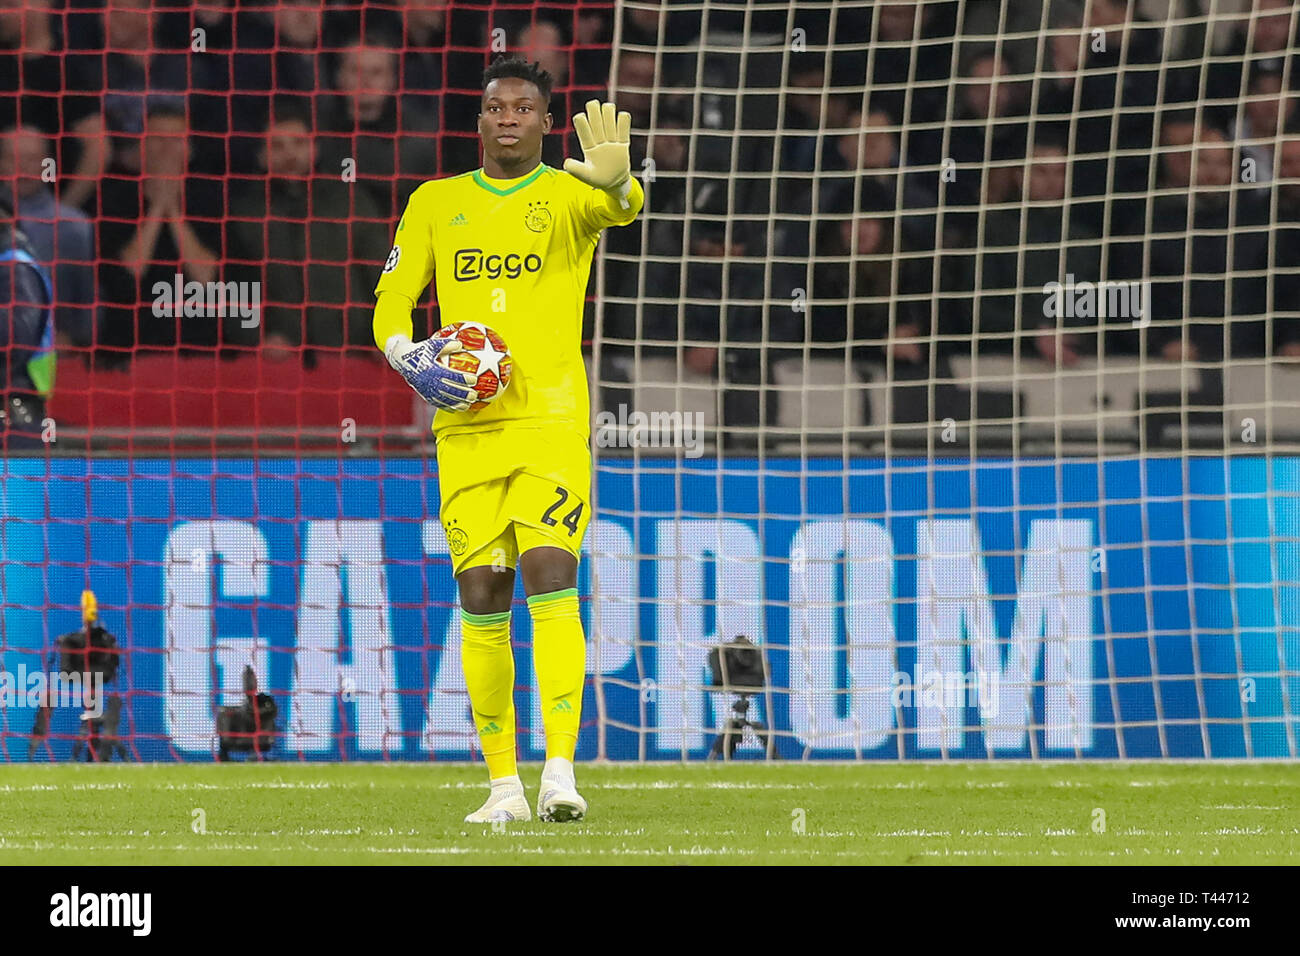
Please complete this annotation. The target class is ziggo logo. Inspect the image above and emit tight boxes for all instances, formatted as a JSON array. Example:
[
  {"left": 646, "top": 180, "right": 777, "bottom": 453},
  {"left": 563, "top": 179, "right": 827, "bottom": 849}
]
[{"left": 453, "top": 248, "right": 543, "bottom": 281}]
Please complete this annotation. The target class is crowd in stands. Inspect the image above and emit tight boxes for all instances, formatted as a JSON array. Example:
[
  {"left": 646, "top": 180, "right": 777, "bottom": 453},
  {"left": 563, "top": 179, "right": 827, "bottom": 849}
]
[
  {"left": 0, "top": 0, "right": 621, "bottom": 371},
  {"left": 0, "top": 0, "right": 1297, "bottom": 442},
  {"left": 603, "top": 0, "right": 1299, "bottom": 442}
]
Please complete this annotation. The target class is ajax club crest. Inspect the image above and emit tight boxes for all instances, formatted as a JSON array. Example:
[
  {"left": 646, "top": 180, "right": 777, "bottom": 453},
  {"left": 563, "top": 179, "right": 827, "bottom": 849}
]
[
  {"left": 524, "top": 200, "right": 552, "bottom": 233},
  {"left": 446, "top": 519, "right": 469, "bottom": 556}
]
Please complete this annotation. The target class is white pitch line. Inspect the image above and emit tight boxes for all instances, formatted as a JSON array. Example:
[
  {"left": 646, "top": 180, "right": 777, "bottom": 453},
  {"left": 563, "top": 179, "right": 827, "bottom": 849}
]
[
  {"left": 1, "top": 841, "right": 1295, "bottom": 860},
  {"left": 590, "top": 781, "right": 811, "bottom": 790}
]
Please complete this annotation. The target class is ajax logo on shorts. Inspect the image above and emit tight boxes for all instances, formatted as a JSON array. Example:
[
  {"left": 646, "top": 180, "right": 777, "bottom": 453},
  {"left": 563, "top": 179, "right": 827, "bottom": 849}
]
[{"left": 445, "top": 519, "right": 469, "bottom": 556}]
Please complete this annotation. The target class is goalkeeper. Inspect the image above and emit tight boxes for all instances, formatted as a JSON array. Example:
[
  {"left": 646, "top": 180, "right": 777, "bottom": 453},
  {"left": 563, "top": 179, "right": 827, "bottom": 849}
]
[{"left": 373, "top": 56, "right": 643, "bottom": 823}]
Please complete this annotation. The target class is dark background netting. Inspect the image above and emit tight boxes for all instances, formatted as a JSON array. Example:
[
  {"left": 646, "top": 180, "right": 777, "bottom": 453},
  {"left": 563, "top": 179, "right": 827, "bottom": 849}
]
[{"left": 0, "top": 1, "right": 1297, "bottom": 451}]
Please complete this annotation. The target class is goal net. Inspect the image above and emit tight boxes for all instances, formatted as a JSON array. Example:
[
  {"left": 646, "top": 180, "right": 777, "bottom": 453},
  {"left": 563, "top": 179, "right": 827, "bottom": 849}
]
[
  {"left": 589, "top": 0, "right": 1300, "bottom": 760},
  {"left": 1, "top": 0, "right": 1297, "bottom": 762}
]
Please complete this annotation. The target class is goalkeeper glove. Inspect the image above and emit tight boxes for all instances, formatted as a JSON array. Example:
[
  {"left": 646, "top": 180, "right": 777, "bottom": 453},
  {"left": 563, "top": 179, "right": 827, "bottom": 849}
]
[
  {"left": 563, "top": 99, "right": 633, "bottom": 206},
  {"left": 385, "top": 334, "right": 478, "bottom": 411}
]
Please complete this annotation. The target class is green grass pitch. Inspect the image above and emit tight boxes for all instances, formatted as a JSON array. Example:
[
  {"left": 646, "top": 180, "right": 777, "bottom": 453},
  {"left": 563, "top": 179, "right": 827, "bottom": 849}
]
[{"left": 1, "top": 762, "right": 1298, "bottom": 864}]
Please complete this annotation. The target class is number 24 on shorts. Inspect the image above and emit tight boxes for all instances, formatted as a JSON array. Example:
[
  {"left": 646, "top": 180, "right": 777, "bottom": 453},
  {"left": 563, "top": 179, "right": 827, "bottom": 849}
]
[{"left": 541, "top": 486, "right": 584, "bottom": 536}]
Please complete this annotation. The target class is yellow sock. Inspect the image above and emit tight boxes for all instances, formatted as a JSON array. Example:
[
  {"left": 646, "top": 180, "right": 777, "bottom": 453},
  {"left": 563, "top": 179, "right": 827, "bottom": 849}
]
[
  {"left": 528, "top": 587, "right": 586, "bottom": 761},
  {"left": 460, "top": 608, "right": 517, "bottom": 780}
]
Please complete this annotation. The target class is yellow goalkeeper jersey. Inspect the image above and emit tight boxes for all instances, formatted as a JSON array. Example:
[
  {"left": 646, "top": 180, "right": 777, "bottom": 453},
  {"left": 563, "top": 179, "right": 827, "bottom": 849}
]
[{"left": 374, "top": 163, "right": 644, "bottom": 439}]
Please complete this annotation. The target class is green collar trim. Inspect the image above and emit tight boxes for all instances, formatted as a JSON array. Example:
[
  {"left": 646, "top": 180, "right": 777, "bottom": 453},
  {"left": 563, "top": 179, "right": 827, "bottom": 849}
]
[{"left": 473, "top": 164, "right": 548, "bottom": 196}]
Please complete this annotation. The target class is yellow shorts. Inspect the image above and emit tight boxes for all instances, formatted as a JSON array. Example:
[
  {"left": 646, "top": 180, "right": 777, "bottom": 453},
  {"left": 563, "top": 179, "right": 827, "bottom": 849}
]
[{"left": 436, "top": 425, "right": 592, "bottom": 575}]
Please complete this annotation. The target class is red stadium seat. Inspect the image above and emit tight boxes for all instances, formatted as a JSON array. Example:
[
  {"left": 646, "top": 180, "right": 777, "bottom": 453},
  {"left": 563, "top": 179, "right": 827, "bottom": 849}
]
[{"left": 50, "top": 351, "right": 416, "bottom": 434}]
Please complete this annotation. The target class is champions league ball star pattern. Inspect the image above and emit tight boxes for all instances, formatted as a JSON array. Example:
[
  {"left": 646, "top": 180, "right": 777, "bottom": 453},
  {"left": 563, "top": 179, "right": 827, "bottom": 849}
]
[{"left": 431, "top": 321, "right": 513, "bottom": 410}]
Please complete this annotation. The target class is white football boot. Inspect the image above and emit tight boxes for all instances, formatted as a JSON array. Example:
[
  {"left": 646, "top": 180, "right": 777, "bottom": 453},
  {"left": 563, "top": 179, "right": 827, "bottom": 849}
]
[
  {"left": 537, "top": 757, "right": 587, "bottom": 822},
  {"left": 464, "top": 775, "right": 531, "bottom": 823}
]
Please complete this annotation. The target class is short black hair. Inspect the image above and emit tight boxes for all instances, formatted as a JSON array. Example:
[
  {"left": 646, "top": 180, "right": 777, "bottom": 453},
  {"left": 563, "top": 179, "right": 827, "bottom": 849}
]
[
  {"left": 482, "top": 55, "right": 553, "bottom": 106},
  {"left": 1248, "top": 59, "right": 1285, "bottom": 88},
  {"left": 1159, "top": 107, "right": 1198, "bottom": 129},
  {"left": 145, "top": 96, "right": 188, "bottom": 124},
  {"left": 1032, "top": 120, "right": 1070, "bottom": 151},
  {"left": 267, "top": 96, "right": 313, "bottom": 131},
  {"left": 958, "top": 44, "right": 1001, "bottom": 77},
  {"left": 855, "top": 178, "right": 896, "bottom": 213}
]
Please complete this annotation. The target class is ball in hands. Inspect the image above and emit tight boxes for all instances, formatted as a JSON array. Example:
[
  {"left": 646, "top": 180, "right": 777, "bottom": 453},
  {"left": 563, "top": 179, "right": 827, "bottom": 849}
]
[{"left": 432, "top": 321, "right": 512, "bottom": 410}]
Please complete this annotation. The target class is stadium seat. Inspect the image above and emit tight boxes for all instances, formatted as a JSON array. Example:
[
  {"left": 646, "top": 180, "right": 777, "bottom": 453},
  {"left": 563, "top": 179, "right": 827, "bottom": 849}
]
[
  {"left": 584, "top": 355, "right": 719, "bottom": 455},
  {"left": 622, "top": 357, "right": 718, "bottom": 427},
  {"left": 1224, "top": 359, "right": 1300, "bottom": 442},
  {"left": 773, "top": 357, "right": 866, "bottom": 435},
  {"left": 948, "top": 355, "right": 1204, "bottom": 439},
  {"left": 50, "top": 352, "right": 416, "bottom": 440}
]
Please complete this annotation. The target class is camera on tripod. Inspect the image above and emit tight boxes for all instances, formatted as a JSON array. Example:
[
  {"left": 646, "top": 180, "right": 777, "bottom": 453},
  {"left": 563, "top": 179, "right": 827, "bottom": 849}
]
[
  {"left": 707, "top": 635, "right": 774, "bottom": 760},
  {"left": 30, "top": 590, "right": 128, "bottom": 761},
  {"left": 216, "top": 665, "right": 278, "bottom": 761}
]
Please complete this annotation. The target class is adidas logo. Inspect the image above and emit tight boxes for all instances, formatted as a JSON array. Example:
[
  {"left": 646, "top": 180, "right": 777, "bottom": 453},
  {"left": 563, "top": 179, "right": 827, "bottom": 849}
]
[
  {"left": 549, "top": 700, "right": 573, "bottom": 715},
  {"left": 479, "top": 721, "right": 502, "bottom": 734},
  {"left": 450, "top": 213, "right": 468, "bottom": 226}
]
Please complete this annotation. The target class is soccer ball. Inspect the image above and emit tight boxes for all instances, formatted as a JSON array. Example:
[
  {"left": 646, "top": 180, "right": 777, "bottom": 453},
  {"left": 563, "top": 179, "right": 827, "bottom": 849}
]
[{"left": 432, "top": 321, "right": 512, "bottom": 410}]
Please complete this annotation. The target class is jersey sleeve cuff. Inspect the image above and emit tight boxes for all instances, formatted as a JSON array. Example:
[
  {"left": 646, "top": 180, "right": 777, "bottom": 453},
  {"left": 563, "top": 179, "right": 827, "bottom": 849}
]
[{"left": 607, "top": 177, "right": 633, "bottom": 210}]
